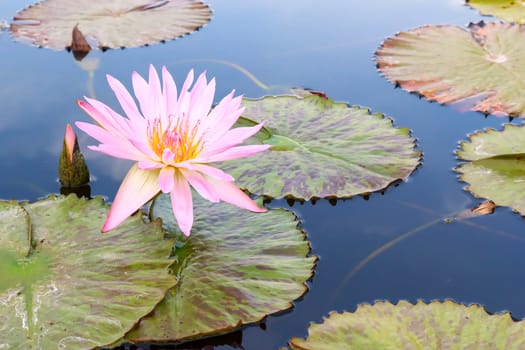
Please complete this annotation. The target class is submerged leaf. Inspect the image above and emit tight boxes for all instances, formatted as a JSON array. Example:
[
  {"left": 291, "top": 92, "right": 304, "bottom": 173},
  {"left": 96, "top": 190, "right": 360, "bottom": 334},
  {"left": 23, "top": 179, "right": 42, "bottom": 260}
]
[
  {"left": 0, "top": 195, "right": 176, "bottom": 349},
  {"left": 376, "top": 22, "right": 525, "bottom": 118},
  {"left": 121, "top": 193, "right": 315, "bottom": 343},
  {"left": 222, "top": 95, "right": 420, "bottom": 200},
  {"left": 456, "top": 123, "right": 525, "bottom": 214},
  {"left": 10, "top": 0, "right": 212, "bottom": 50},
  {"left": 289, "top": 300, "right": 525, "bottom": 350},
  {"left": 467, "top": 0, "right": 525, "bottom": 23}
]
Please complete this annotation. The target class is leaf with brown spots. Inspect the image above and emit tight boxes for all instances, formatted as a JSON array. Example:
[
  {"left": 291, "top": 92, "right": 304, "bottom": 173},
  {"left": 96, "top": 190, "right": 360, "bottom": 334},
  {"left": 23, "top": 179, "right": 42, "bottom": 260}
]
[
  {"left": 116, "top": 193, "right": 316, "bottom": 343},
  {"left": 467, "top": 0, "right": 525, "bottom": 23},
  {"left": 457, "top": 123, "right": 525, "bottom": 215},
  {"left": 289, "top": 300, "right": 525, "bottom": 350},
  {"left": 376, "top": 22, "right": 525, "bottom": 118},
  {"left": 0, "top": 194, "right": 176, "bottom": 349},
  {"left": 221, "top": 95, "right": 421, "bottom": 200}
]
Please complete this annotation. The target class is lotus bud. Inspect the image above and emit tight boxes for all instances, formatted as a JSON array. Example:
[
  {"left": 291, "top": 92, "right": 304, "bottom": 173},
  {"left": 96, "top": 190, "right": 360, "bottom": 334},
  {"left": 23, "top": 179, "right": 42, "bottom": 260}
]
[{"left": 58, "top": 124, "right": 90, "bottom": 187}]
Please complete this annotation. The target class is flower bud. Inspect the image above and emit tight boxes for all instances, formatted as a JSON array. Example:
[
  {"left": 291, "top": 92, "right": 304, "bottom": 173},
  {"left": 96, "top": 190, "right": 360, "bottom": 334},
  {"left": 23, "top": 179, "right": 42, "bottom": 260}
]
[{"left": 58, "top": 124, "right": 90, "bottom": 187}]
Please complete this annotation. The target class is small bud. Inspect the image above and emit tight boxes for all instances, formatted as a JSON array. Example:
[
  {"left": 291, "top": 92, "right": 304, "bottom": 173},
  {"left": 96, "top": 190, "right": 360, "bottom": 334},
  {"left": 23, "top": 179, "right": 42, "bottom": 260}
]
[{"left": 58, "top": 124, "right": 90, "bottom": 187}]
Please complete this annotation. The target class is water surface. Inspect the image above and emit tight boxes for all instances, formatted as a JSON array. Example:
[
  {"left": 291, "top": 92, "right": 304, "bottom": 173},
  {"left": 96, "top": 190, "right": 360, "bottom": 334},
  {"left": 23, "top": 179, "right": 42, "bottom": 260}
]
[{"left": 1, "top": 1, "right": 524, "bottom": 349}]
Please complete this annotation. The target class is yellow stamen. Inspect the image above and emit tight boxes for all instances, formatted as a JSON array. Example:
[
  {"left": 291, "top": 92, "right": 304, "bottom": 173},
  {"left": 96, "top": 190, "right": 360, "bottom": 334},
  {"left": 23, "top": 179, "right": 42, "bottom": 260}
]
[{"left": 147, "top": 116, "right": 204, "bottom": 163}]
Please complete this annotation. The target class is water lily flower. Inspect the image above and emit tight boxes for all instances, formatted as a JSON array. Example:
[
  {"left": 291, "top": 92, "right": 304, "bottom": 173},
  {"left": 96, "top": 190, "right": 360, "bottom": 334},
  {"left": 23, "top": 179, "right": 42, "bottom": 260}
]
[{"left": 76, "top": 65, "right": 270, "bottom": 236}]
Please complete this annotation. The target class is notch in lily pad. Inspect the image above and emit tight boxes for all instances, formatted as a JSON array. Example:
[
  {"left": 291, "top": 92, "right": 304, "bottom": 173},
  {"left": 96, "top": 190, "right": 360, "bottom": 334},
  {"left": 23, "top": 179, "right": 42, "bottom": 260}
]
[{"left": 456, "top": 123, "right": 525, "bottom": 215}]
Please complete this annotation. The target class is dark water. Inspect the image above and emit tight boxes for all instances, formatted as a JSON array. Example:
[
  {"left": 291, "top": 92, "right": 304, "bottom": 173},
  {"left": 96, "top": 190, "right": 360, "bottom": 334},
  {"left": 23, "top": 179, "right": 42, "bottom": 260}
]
[{"left": 1, "top": 1, "right": 525, "bottom": 349}]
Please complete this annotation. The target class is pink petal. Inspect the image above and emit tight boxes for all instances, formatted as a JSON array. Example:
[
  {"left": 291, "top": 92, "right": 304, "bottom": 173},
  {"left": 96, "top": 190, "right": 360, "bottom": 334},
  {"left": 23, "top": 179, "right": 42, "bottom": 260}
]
[
  {"left": 138, "top": 159, "right": 164, "bottom": 170},
  {"left": 178, "top": 163, "right": 234, "bottom": 181},
  {"left": 106, "top": 74, "right": 144, "bottom": 125},
  {"left": 82, "top": 97, "right": 133, "bottom": 136},
  {"left": 159, "top": 166, "right": 175, "bottom": 193},
  {"left": 102, "top": 164, "right": 161, "bottom": 232},
  {"left": 203, "top": 93, "right": 244, "bottom": 141},
  {"left": 77, "top": 100, "right": 121, "bottom": 135},
  {"left": 197, "top": 145, "right": 271, "bottom": 163},
  {"left": 207, "top": 177, "right": 266, "bottom": 213},
  {"left": 75, "top": 121, "right": 120, "bottom": 145},
  {"left": 170, "top": 171, "right": 194, "bottom": 236},
  {"left": 202, "top": 123, "right": 266, "bottom": 156},
  {"left": 188, "top": 73, "right": 214, "bottom": 128},
  {"left": 162, "top": 66, "right": 178, "bottom": 121},
  {"left": 148, "top": 64, "right": 165, "bottom": 121},
  {"left": 180, "top": 168, "right": 220, "bottom": 202},
  {"left": 132, "top": 70, "right": 153, "bottom": 119},
  {"left": 161, "top": 149, "right": 176, "bottom": 164},
  {"left": 76, "top": 121, "right": 146, "bottom": 161},
  {"left": 172, "top": 69, "right": 194, "bottom": 120}
]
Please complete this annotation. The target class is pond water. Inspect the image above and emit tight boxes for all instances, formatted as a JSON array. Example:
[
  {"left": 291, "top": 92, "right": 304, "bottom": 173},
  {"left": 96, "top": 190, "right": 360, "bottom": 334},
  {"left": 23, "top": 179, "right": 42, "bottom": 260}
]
[{"left": 1, "top": 0, "right": 525, "bottom": 349}]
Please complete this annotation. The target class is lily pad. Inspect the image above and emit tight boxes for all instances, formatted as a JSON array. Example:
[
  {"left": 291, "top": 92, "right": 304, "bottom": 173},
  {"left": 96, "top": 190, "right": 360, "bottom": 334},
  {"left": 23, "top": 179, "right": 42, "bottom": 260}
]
[
  {"left": 467, "top": 0, "right": 525, "bottom": 23},
  {"left": 120, "top": 193, "right": 315, "bottom": 343},
  {"left": 10, "top": 0, "right": 212, "bottom": 50},
  {"left": 289, "top": 300, "right": 525, "bottom": 349},
  {"left": 456, "top": 123, "right": 525, "bottom": 214},
  {"left": 376, "top": 22, "right": 525, "bottom": 118},
  {"left": 0, "top": 194, "right": 176, "bottom": 349},
  {"left": 221, "top": 95, "right": 420, "bottom": 200}
]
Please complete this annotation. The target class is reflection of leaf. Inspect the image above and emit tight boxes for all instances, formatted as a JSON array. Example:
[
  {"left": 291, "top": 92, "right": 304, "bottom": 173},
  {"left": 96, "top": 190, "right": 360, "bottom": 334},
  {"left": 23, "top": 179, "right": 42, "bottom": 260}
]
[
  {"left": 119, "top": 193, "right": 315, "bottom": 343},
  {"left": 376, "top": 22, "right": 525, "bottom": 118},
  {"left": 0, "top": 195, "right": 176, "bottom": 349},
  {"left": 456, "top": 124, "right": 525, "bottom": 214},
  {"left": 10, "top": 0, "right": 212, "bottom": 50},
  {"left": 289, "top": 300, "right": 525, "bottom": 350},
  {"left": 467, "top": 0, "right": 525, "bottom": 23},
  {"left": 222, "top": 95, "right": 421, "bottom": 200}
]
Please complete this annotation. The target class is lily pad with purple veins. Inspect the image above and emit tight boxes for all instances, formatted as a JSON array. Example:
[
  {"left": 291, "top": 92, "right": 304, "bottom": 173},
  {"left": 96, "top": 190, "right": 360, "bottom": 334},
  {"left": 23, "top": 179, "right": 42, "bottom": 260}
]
[
  {"left": 0, "top": 194, "right": 176, "bottom": 349},
  {"left": 456, "top": 123, "right": 525, "bottom": 214},
  {"left": 117, "top": 193, "right": 315, "bottom": 343},
  {"left": 289, "top": 300, "right": 525, "bottom": 350},
  {"left": 376, "top": 22, "right": 525, "bottom": 118},
  {"left": 10, "top": 0, "right": 212, "bottom": 51},
  {"left": 222, "top": 95, "right": 420, "bottom": 200},
  {"left": 467, "top": 0, "right": 525, "bottom": 23}
]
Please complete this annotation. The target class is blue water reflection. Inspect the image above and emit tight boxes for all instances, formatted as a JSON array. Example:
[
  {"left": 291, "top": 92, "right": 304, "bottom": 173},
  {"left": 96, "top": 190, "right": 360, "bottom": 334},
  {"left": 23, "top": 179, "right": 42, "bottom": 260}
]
[{"left": 1, "top": 0, "right": 525, "bottom": 349}]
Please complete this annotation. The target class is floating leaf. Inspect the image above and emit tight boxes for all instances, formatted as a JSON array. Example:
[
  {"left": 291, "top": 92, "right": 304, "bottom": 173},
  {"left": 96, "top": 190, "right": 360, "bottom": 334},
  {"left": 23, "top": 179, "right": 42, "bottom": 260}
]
[
  {"left": 10, "top": 0, "right": 212, "bottom": 50},
  {"left": 467, "top": 0, "right": 525, "bottom": 23},
  {"left": 0, "top": 194, "right": 176, "bottom": 349},
  {"left": 289, "top": 300, "right": 525, "bottom": 349},
  {"left": 221, "top": 95, "right": 420, "bottom": 200},
  {"left": 456, "top": 123, "right": 525, "bottom": 214},
  {"left": 376, "top": 22, "right": 525, "bottom": 118},
  {"left": 120, "top": 193, "right": 315, "bottom": 343}
]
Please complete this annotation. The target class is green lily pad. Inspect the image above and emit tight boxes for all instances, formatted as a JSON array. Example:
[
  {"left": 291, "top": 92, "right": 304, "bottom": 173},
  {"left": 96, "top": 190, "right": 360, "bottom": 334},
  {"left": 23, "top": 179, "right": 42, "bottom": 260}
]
[
  {"left": 289, "top": 300, "right": 525, "bottom": 349},
  {"left": 456, "top": 123, "right": 525, "bottom": 214},
  {"left": 10, "top": 0, "right": 211, "bottom": 50},
  {"left": 120, "top": 193, "right": 315, "bottom": 343},
  {"left": 376, "top": 22, "right": 525, "bottom": 118},
  {"left": 0, "top": 194, "right": 176, "bottom": 349},
  {"left": 467, "top": 0, "right": 525, "bottom": 23},
  {"left": 222, "top": 95, "right": 420, "bottom": 200}
]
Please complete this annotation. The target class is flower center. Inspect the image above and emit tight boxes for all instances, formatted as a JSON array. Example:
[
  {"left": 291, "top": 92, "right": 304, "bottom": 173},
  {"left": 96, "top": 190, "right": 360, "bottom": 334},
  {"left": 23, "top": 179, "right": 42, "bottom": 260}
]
[{"left": 147, "top": 116, "right": 203, "bottom": 163}]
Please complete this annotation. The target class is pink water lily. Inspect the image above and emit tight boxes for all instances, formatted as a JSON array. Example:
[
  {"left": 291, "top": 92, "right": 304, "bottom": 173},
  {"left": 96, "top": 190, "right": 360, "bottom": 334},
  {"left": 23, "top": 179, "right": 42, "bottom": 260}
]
[{"left": 76, "top": 65, "right": 270, "bottom": 236}]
